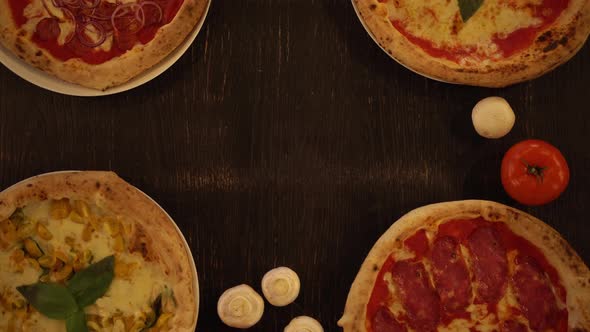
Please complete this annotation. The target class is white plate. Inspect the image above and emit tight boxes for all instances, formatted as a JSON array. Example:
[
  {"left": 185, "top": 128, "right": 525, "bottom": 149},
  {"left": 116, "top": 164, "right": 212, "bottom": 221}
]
[
  {"left": 1, "top": 170, "right": 200, "bottom": 329},
  {"left": 350, "top": 0, "right": 451, "bottom": 84},
  {"left": 0, "top": 0, "right": 211, "bottom": 97}
]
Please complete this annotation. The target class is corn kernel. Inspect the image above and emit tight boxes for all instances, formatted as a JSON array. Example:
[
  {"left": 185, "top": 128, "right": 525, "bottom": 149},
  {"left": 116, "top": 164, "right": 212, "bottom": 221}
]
[
  {"left": 155, "top": 313, "right": 173, "bottom": 328},
  {"left": 72, "top": 200, "right": 91, "bottom": 218},
  {"left": 55, "top": 250, "right": 71, "bottom": 264},
  {"left": 51, "top": 264, "right": 73, "bottom": 282},
  {"left": 87, "top": 321, "right": 101, "bottom": 332},
  {"left": 50, "top": 199, "right": 71, "bottom": 220},
  {"left": 36, "top": 223, "right": 53, "bottom": 240},
  {"left": 113, "top": 234, "right": 125, "bottom": 252},
  {"left": 105, "top": 218, "right": 121, "bottom": 237},
  {"left": 16, "top": 222, "right": 35, "bottom": 241},
  {"left": 38, "top": 255, "right": 57, "bottom": 268},
  {"left": 26, "top": 257, "right": 40, "bottom": 270},
  {"left": 23, "top": 238, "right": 43, "bottom": 258},
  {"left": 70, "top": 211, "right": 85, "bottom": 224}
]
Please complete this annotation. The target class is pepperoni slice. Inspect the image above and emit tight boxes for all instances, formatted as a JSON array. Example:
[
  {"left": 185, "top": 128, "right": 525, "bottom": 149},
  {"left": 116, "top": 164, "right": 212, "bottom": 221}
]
[
  {"left": 466, "top": 226, "right": 508, "bottom": 303},
  {"left": 500, "top": 320, "right": 528, "bottom": 332},
  {"left": 430, "top": 236, "right": 471, "bottom": 313},
  {"left": 371, "top": 307, "right": 407, "bottom": 332},
  {"left": 512, "top": 255, "right": 560, "bottom": 331},
  {"left": 392, "top": 260, "right": 440, "bottom": 332},
  {"left": 35, "top": 18, "right": 61, "bottom": 41}
]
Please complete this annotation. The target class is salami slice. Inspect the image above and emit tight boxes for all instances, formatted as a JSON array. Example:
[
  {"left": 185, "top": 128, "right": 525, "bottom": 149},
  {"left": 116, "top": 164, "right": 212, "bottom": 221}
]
[
  {"left": 512, "top": 255, "right": 560, "bottom": 331},
  {"left": 430, "top": 236, "right": 471, "bottom": 313},
  {"left": 466, "top": 226, "right": 508, "bottom": 303},
  {"left": 35, "top": 18, "right": 60, "bottom": 41},
  {"left": 371, "top": 307, "right": 407, "bottom": 332},
  {"left": 391, "top": 260, "right": 440, "bottom": 332}
]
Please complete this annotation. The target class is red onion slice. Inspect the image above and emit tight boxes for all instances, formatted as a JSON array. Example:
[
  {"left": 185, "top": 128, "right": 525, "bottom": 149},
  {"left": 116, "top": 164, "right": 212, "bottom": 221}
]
[
  {"left": 111, "top": 3, "right": 144, "bottom": 35},
  {"left": 61, "top": 7, "right": 77, "bottom": 43},
  {"left": 76, "top": 20, "right": 106, "bottom": 47},
  {"left": 140, "top": 1, "right": 163, "bottom": 23}
]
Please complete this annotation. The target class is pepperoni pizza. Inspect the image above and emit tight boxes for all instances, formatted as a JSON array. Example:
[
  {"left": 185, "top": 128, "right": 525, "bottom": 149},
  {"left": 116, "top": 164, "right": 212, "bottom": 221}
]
[
  {"left": 0, "top": 0, "right": 208, "bottom": 90},
  {"left": 353, "top": 0, "right": 590, "bottom": 87},
  {"left": 339, "top": 200, "right": 590, "bottom": 332}
]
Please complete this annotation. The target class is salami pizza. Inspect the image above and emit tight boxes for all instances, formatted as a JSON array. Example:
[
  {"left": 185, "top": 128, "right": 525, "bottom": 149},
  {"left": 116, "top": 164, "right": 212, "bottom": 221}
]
[
  {"left": 0, "top": 0, "right": 208, "bottom": 90},
  {"left": 338, "top": 200, "right": 590, "bottom": 332},
  {"left": 353, "top": 0, "right": 590, "bottom": 87},
  {"left": 0, "top": 171, "right": 198, "bottom": 331}
]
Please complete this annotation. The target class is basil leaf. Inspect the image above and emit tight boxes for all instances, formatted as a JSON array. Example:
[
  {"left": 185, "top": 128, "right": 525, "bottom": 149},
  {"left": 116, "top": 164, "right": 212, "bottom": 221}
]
[
  {"left": 458, "top": 0, "right": 484, "bottom": 22},
  {"left": 17, "top": 283, "right": 78, "bottom": 319},
  {"left": 67, "top": 255, "right": 115, "bottom": 308},
  {"left": 66, "top": 310, "right": 89, "bottom": 332},
  {"left": 144, "top": 294, "right": 162, "bottom": 329}
]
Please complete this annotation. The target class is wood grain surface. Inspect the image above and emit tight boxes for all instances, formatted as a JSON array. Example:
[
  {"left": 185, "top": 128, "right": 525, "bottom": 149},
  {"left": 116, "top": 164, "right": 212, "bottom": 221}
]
[{"left": 1, "top": 1, "right": 589, "bottom": 331}]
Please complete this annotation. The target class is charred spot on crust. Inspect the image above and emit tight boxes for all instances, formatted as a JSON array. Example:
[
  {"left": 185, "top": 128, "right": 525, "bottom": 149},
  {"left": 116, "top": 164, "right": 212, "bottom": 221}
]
[
  {"left": 537, "top": 31, "right": 552, "bottom": 42},
  {"left": 543, "top": 41, "right": 559, "bottom": 52},
  {"left": 95, "top": 181, "right": 101, "bottom": 189},
  {"left": 559, "top": 36, "right": 568, "bottom": 46},
  {"left": 38, "top": 191, "right": 48, "bottom": 200},
  {"left": 26, "top": 184, "right": 32, "bottom": 187},
  {"left": 369, "top": 3, "right": 377, "bottom": 10},
  {"left": 15, "top": 43, "right": 25, "bottom": 54},
  {"left": 35, "top": 51, "right": 42, "bottom": 56},
  {"left": 373, "top": 264, "right": 379, "bottom": 272}
]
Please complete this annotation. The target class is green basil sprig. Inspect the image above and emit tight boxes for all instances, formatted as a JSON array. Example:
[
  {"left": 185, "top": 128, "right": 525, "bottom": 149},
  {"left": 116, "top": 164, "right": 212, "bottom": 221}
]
[
  {"left": 458, "top": 0, "right": 484, "bottom": 22},
  {"left": 17, "top": 255, "right": 115, "bottom": 332}
]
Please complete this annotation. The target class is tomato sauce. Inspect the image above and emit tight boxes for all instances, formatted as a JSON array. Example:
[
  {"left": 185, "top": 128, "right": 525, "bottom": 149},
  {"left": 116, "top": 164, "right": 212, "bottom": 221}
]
[
  {"left": 8, "top": 0, "right": 31, "bottom": 27},
  {"left": 382, "top": 0, "right": 570, "bottom": 62},
  {"left": 8, "top": 0, "right": 183, "bottom": 64},
  {"left": 366, "top": 218, "right": 568, "bottom": 332}
]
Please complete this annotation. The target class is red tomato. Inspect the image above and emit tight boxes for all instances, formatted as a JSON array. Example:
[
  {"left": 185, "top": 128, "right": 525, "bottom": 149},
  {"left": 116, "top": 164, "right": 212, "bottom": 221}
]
[{"left": 501, "top": 139, "right": 569, "bottom": 206}]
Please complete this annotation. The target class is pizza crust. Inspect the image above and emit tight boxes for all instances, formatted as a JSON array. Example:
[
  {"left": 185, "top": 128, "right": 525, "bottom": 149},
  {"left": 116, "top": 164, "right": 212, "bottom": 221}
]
[
  {"left": 353, "top": 0, "right": 590, "bottom": 87},
  {"left": 0, "top": 171, "right": 198, "bottom": 331},
  {"left": 338, "top": 200, "right": 590, "bottom": 332},
  {"left": 0, "top": 0, "right": 209, "bottom": 90}
]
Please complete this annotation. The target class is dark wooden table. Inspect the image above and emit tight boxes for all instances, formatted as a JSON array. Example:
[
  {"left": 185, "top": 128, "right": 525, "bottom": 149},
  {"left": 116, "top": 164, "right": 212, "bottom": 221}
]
[{"left": 1, "top": 1, "right": 589, "bottom": 331}]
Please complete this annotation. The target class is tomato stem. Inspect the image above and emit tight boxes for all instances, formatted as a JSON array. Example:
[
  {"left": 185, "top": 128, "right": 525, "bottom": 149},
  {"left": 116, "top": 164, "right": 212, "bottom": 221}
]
[{"left": 521, "top": 159, "right": 547, "bottom": 183}]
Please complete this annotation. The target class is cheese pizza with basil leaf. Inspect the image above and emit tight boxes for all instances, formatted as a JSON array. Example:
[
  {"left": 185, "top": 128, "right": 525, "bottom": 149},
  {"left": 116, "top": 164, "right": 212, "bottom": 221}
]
[
  {"left": 0, "top": 171, "right": 197, "bottom": 332},
  {"left": 0, "top": 0, "right": 208, "bottom": 90},
  {"left": 353, "top": 0, "right": 590, "bottom": 87}
]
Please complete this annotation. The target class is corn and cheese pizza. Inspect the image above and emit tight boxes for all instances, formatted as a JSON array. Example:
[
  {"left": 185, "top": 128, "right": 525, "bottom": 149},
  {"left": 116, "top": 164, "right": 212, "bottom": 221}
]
[
  {"left": 338, "top": 200, "right": 590, "bottom": 332},
  {"left": 0, "top": 0, "right": 208, "bottom": 90},
  {"left": 353, "top": 0, "right": 590, "bottom": 87},
  {"left": 0, "top": 171, "right": 197, "bottom": 332}
]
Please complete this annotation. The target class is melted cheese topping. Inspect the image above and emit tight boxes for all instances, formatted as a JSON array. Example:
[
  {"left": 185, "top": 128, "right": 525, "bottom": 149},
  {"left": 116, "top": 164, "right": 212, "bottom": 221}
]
[
  {"left": 0, "top": 200, "right": 173, "bottom": 332},
  {"left": 383, "top": 0, "right": 543, "bottom": 61}
]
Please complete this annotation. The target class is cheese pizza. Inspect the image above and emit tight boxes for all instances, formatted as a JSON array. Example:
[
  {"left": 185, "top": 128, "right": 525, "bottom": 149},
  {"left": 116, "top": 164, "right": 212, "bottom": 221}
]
[
  {"left": 339, "top": 200, "right": 590, "bottom": 332},
  {"left": 0, "top": 171, "right": 197, "bottom": 332},
  {"left": 353, "top": 0, "right": 590, "bottom": 87},
  {"left": 0, "top": 0, "right": 208, "bottom": 90}
]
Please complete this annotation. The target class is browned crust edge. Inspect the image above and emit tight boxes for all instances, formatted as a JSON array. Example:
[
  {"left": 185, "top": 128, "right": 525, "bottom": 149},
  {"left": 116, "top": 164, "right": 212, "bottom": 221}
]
[
  {"left": 0, "top": 0, "right": 209, "bottom": 90},
  {"left": 337, "top": 200, "right": 590, "bottom": 332},
  {"left": 352, "top": 0, "right": 590, "bottom": 87},
  {"left": 0, "top": 171, "right": 198, "bottom": 331}
]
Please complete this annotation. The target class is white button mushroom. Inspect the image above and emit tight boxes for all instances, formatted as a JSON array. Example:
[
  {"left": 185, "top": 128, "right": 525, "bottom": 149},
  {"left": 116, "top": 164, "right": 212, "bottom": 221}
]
[
  {"left": 217, "top": 284, "right": 264, "bottom": 329},
  {"left": 261, "top": 267, "right": 300, "bottom": 307},
  {"left": 284, "top": 316, "right": 324, "bottom": 332},
  {"left": 471, "top": 96, "right": 515, "bottom": 139}
]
